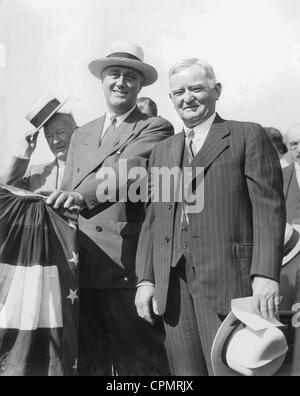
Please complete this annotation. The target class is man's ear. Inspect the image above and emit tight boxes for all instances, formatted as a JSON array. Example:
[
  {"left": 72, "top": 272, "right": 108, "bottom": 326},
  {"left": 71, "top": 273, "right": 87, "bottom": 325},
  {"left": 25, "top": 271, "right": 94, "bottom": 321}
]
[{"left": 215, "top": 83, "right": 222, "bottom": 101}]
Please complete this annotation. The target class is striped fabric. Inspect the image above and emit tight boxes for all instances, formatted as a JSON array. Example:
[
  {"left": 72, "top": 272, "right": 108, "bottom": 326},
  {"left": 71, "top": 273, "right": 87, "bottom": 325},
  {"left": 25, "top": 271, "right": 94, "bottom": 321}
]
[
  {"left": 136, "top": 115, "right": 286, "bottom": 316},
  {"left": 0, "top": 185, "right": 78, "bottom": 376}
]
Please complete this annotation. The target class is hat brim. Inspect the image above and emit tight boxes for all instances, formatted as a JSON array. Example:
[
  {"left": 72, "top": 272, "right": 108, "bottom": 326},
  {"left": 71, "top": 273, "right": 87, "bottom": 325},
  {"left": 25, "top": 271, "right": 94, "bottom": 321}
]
[
  {"left": 211, "top": 312, "right": 242, "bottom": 376},
  {"left": 211, "top": 312, "right": 287, "bottom": 376},
  {"left": 283, "top": 224, "right": 300, "bottom": 266},
  {"left": 26, "top": 97, "right": 70, "bottom": 137},
  {"left": 88, "top": 58, "right": 158, "bottom": 87}
]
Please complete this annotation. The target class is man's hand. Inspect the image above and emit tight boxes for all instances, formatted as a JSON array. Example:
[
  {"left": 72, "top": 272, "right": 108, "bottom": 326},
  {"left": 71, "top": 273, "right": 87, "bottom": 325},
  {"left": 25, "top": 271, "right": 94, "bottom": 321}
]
[
  {"left": 252, "top": 276, "right": 280, "bottom": 321},
  {"left": 44, "top": 190, "right": 86, "bottom": 211},
  {"left": 135, "top": 284, "right": 158, "bottom": 325},
  {"left": 18, "top": 131, "right": 39, "bottom": 159}
]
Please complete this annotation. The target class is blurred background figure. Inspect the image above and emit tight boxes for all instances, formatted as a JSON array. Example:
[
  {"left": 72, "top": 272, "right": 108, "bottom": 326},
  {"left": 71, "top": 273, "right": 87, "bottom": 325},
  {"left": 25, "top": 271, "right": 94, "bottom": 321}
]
[
  {"left": 137, "top": 96, "right": 158, "bottom": 117},
  {"left": 283, "top": 124, "right": 300, "bottom": 224},
  {"left": 264, "top": 127, "right": 292, "bottom": 169},
  {"left": 1, "top": 95, "right": 77, "bottom": 192}
]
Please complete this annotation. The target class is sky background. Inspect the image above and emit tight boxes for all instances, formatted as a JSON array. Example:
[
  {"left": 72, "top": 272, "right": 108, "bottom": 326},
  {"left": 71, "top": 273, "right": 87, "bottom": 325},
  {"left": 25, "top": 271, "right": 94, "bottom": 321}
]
[{"left": 0, "top": 0, "right": 300, "bottom": 168}]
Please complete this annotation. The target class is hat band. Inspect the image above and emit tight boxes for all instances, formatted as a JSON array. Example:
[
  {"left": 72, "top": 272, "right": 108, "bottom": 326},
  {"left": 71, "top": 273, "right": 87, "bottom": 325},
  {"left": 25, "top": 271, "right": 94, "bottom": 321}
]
[
  {"left": 30, "top": 99, "right": 61, "bottom": 128},
  {"left": 107, "top": 52, "right": 141, "bottom": 61},
  {"left": 284, "top": 228, "right": 300, "bottom": 257}
]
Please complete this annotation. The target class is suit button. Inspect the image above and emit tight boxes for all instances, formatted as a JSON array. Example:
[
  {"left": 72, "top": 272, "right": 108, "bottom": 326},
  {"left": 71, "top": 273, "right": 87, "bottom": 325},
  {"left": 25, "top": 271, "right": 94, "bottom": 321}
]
[
  {"left": 168, "top": 205, "right": 173, "bottom": 211},
  {"left": 181, "top": 227, "right": 187, "bottom": 233},
  {"left": 182, "top": 243, "right": 188, "bottom": 249},
  {"left": 164, "top": 237, "right": 170, "bottom": 243},
  {"left": 77, "top": 168, "right": 80, "bottom": 173},
  {"left": 96, "top": 226, "right": 103, "bottom": 232}
]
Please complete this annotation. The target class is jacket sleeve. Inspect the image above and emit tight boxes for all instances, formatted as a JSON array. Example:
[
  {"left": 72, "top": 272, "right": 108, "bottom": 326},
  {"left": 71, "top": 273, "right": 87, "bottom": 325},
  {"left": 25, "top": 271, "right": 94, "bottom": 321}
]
[
  {"left": 75, "top": 117, "right": 174, "bottom": 213},
  {"left": 1, "top": 156, "right": 31, "bottom": 190},
  {"left": 245, "top": 124, "right": 286, "bottom": 282},
  {"left": 135, "top": 146, "right": 158, "bottom": 284}
]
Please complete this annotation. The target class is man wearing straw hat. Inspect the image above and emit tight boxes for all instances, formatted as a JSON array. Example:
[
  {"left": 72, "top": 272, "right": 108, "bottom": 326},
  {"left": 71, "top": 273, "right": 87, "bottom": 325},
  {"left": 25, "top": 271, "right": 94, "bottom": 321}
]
[
  {"left": 45, "top": 41, "right": 173, "bottom": 375},
  {"left": 1, "top": 95, "right": 77, "bottom": 192}
]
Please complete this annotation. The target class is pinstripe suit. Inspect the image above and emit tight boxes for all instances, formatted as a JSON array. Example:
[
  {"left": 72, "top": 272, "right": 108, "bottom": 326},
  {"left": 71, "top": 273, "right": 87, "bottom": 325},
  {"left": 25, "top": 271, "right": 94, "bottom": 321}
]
[{"left": 136, "top": 114, "right": 286, "bottom": 375}]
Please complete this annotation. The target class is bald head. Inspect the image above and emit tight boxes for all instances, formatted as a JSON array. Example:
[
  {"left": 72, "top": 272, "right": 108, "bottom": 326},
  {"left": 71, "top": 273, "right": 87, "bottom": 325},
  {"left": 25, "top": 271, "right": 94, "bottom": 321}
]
[{"left": 287, "top": 124, "right": 300, "bottom": 165}]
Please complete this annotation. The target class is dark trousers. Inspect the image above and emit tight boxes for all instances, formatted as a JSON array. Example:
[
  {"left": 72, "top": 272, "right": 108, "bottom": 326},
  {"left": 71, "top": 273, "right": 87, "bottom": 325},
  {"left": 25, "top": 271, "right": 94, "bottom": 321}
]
[
  {"left": 78, "top": 288, "right": 170, "bottom": 376},
  {"left": 163, "top": 258, "right": 224, "bottom": 376}
]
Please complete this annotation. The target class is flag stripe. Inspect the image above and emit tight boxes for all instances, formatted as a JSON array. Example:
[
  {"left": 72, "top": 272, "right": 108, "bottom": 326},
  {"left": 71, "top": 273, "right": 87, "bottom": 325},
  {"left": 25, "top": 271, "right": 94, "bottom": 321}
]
[{"left": 0, "top": 264, "right": 62, "bottom": 330}]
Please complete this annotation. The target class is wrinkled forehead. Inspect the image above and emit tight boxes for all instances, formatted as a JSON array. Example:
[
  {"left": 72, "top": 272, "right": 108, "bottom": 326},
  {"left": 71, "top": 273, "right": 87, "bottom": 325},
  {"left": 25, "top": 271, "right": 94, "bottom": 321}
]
[
  {"left": 287, "top": 126, "right": 300, "bottom": 143},
  {"left": 169, "top": 64, "right": 210, "bottom": 88}
]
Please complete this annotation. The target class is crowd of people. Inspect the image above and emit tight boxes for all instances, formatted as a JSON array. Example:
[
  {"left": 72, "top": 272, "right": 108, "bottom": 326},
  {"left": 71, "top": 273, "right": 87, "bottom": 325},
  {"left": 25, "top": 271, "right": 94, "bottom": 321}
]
[{"left": 1, "top": 40, "right": 300, "bottom": 376}]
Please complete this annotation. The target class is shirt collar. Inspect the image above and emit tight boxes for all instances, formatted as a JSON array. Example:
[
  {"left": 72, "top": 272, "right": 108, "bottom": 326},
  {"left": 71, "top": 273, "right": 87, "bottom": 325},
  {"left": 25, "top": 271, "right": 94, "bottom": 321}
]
[
  {"left": 57, "top": 159, "right": 66, "bottom": 168},
  {"left": 184, "top": 112, "right": 216, "bottom": 136},
  {"left": 295, "top": 162, "right": 300, "bottom": 173},
  {"left": 106, "top": 105, "right": 136, "bottom": 128}
]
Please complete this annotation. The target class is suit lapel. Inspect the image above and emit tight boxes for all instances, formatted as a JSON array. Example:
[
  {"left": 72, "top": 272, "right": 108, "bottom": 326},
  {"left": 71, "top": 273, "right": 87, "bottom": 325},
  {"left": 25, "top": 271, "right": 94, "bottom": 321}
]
[
  {"left": 168, "top": 131, "right": 185, "bottom": 168},
  {"left": 77, "top": 117, "right": 105, "bottom": 183},
  {"left": 192, "top": 114, "right": 230, "bottom": 171},
  {"left": 283, "top": 165, "right": 295, "bottom": 198},
  {"left": 163, "top": 132, "right": 185, "bottom": 204},
  {"left": 75, "top": 107, "right": 143, "bottom": 188}
]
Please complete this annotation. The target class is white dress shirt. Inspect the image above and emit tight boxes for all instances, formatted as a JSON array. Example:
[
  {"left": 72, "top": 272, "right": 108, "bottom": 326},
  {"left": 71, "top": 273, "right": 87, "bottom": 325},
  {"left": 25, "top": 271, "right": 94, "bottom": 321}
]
[
  {"left": 184, "top": 112, "right": 216, "bottom": 155},
  {"left": 101, "top": 106, "right": 136, "bottom": 141}
]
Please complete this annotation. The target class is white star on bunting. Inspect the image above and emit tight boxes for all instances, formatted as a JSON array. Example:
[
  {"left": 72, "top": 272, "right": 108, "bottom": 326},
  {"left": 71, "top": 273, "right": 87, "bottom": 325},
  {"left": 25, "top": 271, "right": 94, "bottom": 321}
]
[
  {"left": 68, "top": 252, "right": 79, "bottom": 267},
  {"left": 67, "top": 289, "right": 79, "bottom": 305}
]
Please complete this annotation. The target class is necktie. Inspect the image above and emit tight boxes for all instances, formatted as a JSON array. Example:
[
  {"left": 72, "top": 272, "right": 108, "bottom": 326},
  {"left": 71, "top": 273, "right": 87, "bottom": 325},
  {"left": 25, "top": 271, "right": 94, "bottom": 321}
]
[
  {"left": 100, "top": 115, "right": 117, "bottom": 147},
  {"left": 186, "top": 128, "right": 196, "bottom": 161}
]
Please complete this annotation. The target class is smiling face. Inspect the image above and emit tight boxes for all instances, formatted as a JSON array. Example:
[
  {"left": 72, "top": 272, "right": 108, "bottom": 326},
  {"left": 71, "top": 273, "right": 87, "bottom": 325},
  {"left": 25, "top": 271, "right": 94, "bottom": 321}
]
[
  {"left": 169, "top": 63, "right": 222, "bottom": 128},
  {"left": 44, "top": 113, "right": 76, "bottom": 162},
  {"left": 101, "top": 66, "right": 144, "bottom": 115}
]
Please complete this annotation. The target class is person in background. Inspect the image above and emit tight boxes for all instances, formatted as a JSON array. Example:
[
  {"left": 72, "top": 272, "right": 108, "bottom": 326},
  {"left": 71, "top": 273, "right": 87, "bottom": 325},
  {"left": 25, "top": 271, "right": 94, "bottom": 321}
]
[
  {"left": 137, "top": 96, "right": 158, "bottom": 117},
  {"left": 1, "top": 95, "right": 77, "bottom": 192},
  {"left": 264, "top": 127, "right": 292, "bottom": 169},
  {"left": 282, "top": 124, "right": 300, "bottom": 224}
]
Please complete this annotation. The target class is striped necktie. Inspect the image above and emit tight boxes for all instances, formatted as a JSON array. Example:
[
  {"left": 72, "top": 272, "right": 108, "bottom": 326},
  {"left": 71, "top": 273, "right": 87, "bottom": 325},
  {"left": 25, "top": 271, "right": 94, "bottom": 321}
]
[{"left": 186, "top": 128, "right": 196, "bottom": 161}]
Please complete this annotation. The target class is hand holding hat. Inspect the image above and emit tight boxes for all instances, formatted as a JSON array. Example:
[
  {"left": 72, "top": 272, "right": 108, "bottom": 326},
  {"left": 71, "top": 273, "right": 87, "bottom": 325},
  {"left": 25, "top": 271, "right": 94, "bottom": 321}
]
[
  {"left": 252, "top": 276, "right": 280, "bottom": 321},
  {"left": 211, "top": 297, "right": 288, "bottom": 376}
]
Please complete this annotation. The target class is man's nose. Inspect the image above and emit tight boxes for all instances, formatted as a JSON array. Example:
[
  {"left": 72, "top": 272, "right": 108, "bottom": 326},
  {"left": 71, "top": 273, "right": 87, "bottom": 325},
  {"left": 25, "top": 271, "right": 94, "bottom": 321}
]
[
  {"left": 183, "top": 90, "right": 194, "bottom": 102},
  {"left": 116, "top": 75, "right": 126, "bottom": 86},
  {"left": 53, "top": 136, "right": 60, "bottom": 144}
]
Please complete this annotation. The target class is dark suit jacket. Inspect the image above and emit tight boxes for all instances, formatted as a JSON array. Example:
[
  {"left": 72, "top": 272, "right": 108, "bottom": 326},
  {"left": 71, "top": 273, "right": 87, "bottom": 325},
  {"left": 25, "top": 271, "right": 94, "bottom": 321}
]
[
  {"left": 62, "top": 106, "right": 174, "bottom": 289},
  {"left": 136, "top": 114, "right": 286, "bottom": 315},
  {"left": 1, "top": 157, "right": 58, "bottom": 192},
  {"left": 283, "top": 164, "right": 300, "bottom": 224}
]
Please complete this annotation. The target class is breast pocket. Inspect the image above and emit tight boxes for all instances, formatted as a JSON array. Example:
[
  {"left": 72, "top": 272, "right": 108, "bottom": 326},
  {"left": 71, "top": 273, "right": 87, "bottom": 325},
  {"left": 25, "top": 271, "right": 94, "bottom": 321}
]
[{"left": 234, "top": 242, "right": 253, "bottom": 261}]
